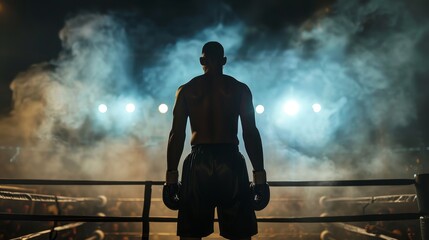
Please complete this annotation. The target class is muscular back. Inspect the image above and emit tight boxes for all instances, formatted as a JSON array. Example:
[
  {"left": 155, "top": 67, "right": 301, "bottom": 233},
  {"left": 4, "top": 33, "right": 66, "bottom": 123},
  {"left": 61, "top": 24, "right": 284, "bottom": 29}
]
[
  {"left": 167, "top": 72, "right": 263, "bottom": 171},
  {"left": 179, "top": 74, "right": 247, "bottom": 145},
  {"left": 167, "top": 41, "right": 263, "bottom": 173}
]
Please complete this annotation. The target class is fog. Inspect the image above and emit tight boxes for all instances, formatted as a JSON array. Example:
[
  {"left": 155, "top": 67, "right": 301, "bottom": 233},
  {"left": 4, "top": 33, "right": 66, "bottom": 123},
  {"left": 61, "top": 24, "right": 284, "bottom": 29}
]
[{"left": 0, "top": 1, "right": 427, "bottom": 232}]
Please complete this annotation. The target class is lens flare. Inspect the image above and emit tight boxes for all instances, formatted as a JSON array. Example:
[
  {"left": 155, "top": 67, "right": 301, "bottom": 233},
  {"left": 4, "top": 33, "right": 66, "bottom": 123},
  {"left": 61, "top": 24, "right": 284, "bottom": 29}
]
[
  {"left": 98, "top": 104, "right": 108, "bottom": 113},
  {"left": 255, "top": 105, "right": 265, "bottom": 114},
  {"left": 125, "top": 103, "right": 135, "bottom": 113},
  {"left": 312, "top": 103, "right": 322, "bottom": 113},
  {"left": 283, "top": 100, "right": 299, "bottom": 116},
  {"left": 158, "top": 103, "right": 168, "bottom": 114}
]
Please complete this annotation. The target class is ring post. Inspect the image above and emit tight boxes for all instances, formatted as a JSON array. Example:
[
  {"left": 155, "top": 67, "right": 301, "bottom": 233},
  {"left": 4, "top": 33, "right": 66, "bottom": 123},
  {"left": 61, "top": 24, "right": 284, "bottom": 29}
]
[
  {"left": 142, "top": 182, "right": 152, "bottom": 240},
  {"left": 415, "top": 174, "right": 429, "bottom": 240}
]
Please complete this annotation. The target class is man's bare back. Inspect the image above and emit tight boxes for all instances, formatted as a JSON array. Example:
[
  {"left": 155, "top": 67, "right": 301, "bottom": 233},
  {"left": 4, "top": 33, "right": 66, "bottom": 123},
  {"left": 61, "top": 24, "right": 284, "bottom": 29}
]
[
  {"left": 168, "top": 71, "right": 262, "bottom": 172},
  {"left": 177, "top": 74, "right": 251, "bottom": 145}
]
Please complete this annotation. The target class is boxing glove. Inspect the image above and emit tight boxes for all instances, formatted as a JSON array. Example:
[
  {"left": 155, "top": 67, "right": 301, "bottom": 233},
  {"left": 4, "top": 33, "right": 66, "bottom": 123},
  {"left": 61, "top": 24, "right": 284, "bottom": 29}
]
[
  {"left": 250, "top": 170, "right": 270, "bottom": 211},
  {"left": 162, "top": 170, "right": 181, "bottom": 210}
]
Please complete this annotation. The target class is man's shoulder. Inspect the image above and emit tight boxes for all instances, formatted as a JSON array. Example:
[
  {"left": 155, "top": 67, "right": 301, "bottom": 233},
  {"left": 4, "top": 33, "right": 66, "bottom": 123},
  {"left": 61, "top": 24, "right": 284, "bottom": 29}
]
[
  {"left": 182, "top": 75, "right": 204, "bottom": 87},
  {"left": 177, "top": 75, "right": 200, "bottom": 89},
  {"left": 225, "top": 75, "right": 252, "bottom": 95},
  {"left": 223, "top": 74, "right": 248, "bottom": 88},
  {"left": 223, "top": 74, "right": 238, "bottom": 82},
  {"left": 180, "top": 74, "right": 249, "bottom": 91}
]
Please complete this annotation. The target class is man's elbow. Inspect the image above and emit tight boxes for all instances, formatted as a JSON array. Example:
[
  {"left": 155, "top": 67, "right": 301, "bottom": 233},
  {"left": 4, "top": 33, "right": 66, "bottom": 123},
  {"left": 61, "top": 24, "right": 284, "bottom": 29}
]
[
  {"left": 169, "top": 131, "right": 186, "bottom": 142},
  {"left": 242, "top": 127, "right": 260, "bottom": 139}
]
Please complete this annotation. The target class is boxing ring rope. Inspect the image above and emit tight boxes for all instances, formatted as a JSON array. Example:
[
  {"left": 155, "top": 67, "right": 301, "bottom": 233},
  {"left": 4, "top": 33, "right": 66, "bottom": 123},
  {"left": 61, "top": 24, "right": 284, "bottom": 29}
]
[
  {"left": 0, "top": 175, "right": 428, "bottom": 240},
  {"left": 9, "top": 222, "right": 86, "bottom": 240},
  {"left": 320, "top": 194, "right": 417, "bottom": 205},
  {"left": 0, "top": 185, "right": 36, "bottom": 192},
  {"left": 0, "top": 190, "right": 104, "bottom": 204},
  {"left": 321, "top": 223, "right": 400, "bottom": 240},
  {"left": 2, "top": 188, "right": 415, "bottom": 204}
]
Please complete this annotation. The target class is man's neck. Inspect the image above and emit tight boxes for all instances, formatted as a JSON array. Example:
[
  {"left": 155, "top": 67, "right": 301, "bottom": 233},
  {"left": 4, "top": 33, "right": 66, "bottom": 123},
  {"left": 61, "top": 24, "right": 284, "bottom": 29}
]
[{"left": 203, "top": 67, "right": 223, "bottom": 77}]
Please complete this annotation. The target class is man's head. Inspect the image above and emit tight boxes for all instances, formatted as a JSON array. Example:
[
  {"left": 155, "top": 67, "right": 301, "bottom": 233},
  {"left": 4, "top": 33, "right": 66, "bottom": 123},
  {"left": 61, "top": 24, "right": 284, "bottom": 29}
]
[{"left": 200, "top": 41, "right": 227, "bottom": 71}]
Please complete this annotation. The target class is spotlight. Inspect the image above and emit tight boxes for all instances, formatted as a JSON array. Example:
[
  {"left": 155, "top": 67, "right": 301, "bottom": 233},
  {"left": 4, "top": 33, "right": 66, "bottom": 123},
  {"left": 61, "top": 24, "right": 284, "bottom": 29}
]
[
  {"left": 158, "top": 103, "right": 168, "bottom": 114},
  {"left": 255, "top": 105, "right": 265, "bottom": 114},
  {"left": 312, "top": 103, "right": 322, "bottom": 113},
  {"left": 125, "top": 103, "right": 135, "bottom": 113},
  {"left": 98, "top": 104, "right": 108, "bottom": 113},
  {"left": 283, "top": 100, "right": 299, "bottom": 116}
]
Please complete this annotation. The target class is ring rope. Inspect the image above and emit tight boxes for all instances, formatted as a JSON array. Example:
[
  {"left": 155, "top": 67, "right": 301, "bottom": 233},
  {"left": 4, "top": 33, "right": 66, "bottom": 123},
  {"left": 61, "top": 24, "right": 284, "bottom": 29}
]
[
  {"left": 321, "top": 194, "right": 417, "bottom": 204},
  {"left": 0, "top": 191, "right": 307, "bottom": 203},
  {"left": 2, "top": 145, "right": 428, "bottom": 152},
  {"left": 0, "top": 190, "right": 101, "bottom": 203},
  {"left": 10, "top": 222, "right": 86, "bottom": 240},
  {"left": 101, "top": 232, "right": 319, "bottom": 238},
  {"left": 330, "top": 223, "right": 398, "bottom": 240},
  {"left": 113, "top": 197, "right": 302, "bottom": 202},
  {"left": 0, "top": 212, "right": 420, "bottom": 223},
  {"left": 0, "top": 179, "right": 164, "bottom": 185},
  {"left": 0, "top": 185, "right": 36, "bottom": 192},
  {"left": 0, "top": 178, "right": 416, "bottom": 186},
  {"left": 268, "top": 179, "right": 415, "bottom": 187}
]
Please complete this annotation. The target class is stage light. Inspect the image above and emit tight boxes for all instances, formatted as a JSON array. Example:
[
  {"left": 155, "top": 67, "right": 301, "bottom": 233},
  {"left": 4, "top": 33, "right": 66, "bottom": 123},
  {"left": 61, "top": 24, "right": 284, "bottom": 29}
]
[
  {"left": 312, "top": 103, "right": 322, "bottom": 113},
  {"left": 158, "top": 103, "right": 168, "bottom": 114},
  {"left": 283, "top": 100, "right": 299, "bottom": 116},
  {"left": 98, "top": 104, "right": 108, "bottom": 113},
  {"left": 125, "top": 103, "right": 135, "bottom": 113},
  {"left": 255, "top": 105, "right": 265, "bottom": 114}
]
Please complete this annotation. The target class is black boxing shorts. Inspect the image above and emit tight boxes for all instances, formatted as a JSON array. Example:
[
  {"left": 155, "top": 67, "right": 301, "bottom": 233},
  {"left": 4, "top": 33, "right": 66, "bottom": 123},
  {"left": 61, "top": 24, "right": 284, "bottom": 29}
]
[{"left": 177, "top": 144, "right": 257, "bottom": 239}]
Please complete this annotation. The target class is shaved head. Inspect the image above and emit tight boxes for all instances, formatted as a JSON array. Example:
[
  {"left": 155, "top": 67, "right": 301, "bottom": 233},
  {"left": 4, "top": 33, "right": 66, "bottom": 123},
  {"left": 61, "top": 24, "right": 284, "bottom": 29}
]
[{"left": 202, "top": 41, "right": 224, "bottom": 60}]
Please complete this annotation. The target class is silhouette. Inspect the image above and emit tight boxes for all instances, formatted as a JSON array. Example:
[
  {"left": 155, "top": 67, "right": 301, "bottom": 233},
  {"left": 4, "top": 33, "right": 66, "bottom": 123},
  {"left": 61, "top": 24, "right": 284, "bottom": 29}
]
[{"left": 163, "top": 41, "right": 269, "bottom": 240}]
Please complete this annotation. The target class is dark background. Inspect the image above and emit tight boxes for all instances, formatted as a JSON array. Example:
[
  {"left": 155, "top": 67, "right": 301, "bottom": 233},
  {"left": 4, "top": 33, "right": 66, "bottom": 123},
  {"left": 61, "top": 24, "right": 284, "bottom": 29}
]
[
  {"left": 0, "top": 0, "right": 428, "bottom": 147},
  {"left": 0, "top": 0, "right": 335, "bottom": 113}
]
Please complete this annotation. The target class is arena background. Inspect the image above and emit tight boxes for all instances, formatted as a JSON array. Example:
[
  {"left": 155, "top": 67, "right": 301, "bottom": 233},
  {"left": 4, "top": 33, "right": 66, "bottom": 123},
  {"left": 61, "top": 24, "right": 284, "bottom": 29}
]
[{"left": 0, "top": 0, "right": 428, "bottom": 239}]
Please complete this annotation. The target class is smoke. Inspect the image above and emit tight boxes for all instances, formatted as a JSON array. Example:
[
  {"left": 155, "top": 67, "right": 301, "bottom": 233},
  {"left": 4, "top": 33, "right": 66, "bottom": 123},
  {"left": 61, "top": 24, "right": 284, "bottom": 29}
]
[
  {"left": 225, "top": 0, "right": 427, "bottom": 180},
  {"left": 0, "top": 2, "right": 427, "bottom": 238},
  {"left": 1, "top": 14, "right": 162, "bottom": 181},
  {"left": 1, "top": 0, "right": 428, "bottom": 184}
]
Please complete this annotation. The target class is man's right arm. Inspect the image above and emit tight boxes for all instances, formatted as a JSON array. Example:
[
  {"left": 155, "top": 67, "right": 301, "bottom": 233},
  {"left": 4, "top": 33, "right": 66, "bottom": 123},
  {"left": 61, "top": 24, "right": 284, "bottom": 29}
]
[
  {"left": 163, "top": 87, "right": 187, "bottom": 210},
  {"left": 167, "top": 86, "right": 188, "bottom": 172}
]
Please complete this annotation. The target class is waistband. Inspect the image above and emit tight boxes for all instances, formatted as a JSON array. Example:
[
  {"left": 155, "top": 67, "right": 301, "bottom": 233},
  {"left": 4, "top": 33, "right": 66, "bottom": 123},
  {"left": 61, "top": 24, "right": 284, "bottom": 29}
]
[{"left": 191, "top": 144, "right": 238, "bottom": 152}]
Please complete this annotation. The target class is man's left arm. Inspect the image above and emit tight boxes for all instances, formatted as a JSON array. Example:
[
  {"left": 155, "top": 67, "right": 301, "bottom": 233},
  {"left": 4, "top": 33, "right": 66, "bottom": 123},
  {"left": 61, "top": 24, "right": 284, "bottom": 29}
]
[
  {"left": 239, "top": 84, "right": 270, "bottom": 211},
  {"left": 239, "top": 84, "right": 264, "bottom": 172}
]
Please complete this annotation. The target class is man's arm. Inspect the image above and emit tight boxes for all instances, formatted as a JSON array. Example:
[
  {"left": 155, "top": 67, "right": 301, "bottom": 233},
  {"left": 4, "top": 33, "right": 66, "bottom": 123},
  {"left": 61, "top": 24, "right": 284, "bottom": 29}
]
[
  {"left": 239, "top": 84, "right": 264, "bottom": 171},
  {"left": 167, "top": 86, "right": 188, "bottom": 172},
  {"left": 240, "top": 84, "right": 270, "bottom": 211}
]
